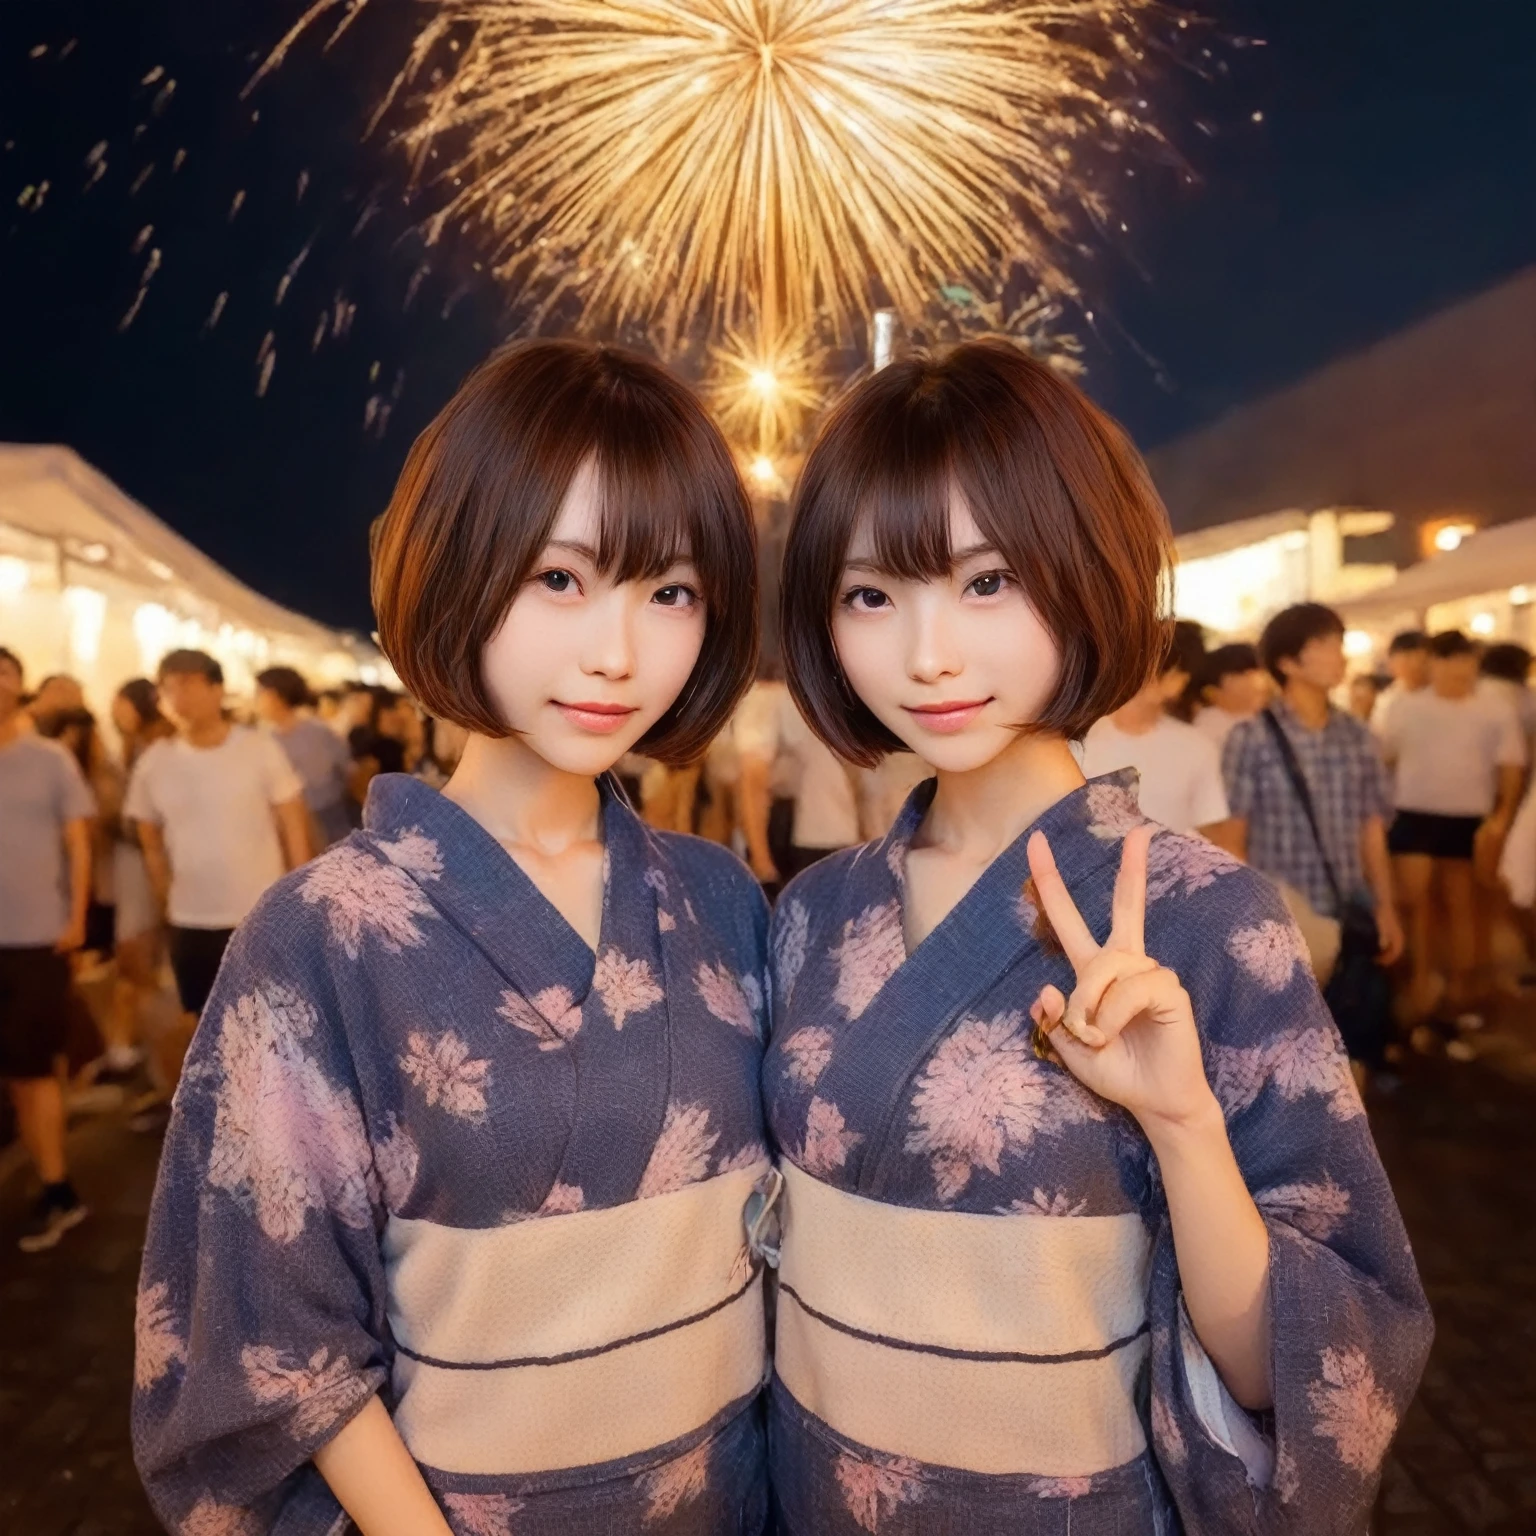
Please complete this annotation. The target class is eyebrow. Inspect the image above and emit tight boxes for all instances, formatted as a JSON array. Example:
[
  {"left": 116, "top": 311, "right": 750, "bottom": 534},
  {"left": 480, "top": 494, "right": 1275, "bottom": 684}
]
[
  {"left": 544, "top": 539, "right": 600, "bottom": 561},
  {"left": 842, "top": 541, "right": 1000, "bottom": 574}
]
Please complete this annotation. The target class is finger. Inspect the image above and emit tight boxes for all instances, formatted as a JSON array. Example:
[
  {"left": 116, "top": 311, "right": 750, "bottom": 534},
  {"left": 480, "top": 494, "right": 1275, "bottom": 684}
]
[
  {"left": 1026, "top": 832, "right": 1100, "bottom": 970},
  {"left": 1062, "top": 950, "right": 1158, "bottom": 1044},
  {"left": 1040, "top": 1014, "right": 1101, "bottom": 1082},
  {"left": 1092, "top": 968, "right": 1189, "bottom": 1046},
  {"left": 1109, "top": 824, "right": 1152, "bottom": 955}
]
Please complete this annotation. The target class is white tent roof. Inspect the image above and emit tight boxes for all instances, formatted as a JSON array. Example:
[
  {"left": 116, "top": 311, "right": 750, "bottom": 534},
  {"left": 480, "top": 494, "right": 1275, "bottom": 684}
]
[
  {"left": 1340, "top": 516, "right": 1536, "bottom": 619},
  {"left": 0, "top": 443, "right": 342, "bottom": 648}
]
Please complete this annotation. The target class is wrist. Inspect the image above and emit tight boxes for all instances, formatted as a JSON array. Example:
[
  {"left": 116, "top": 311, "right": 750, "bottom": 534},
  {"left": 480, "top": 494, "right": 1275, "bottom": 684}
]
[{"left": 1137, "top": 1089, "right": 1226, "bottom": 1155}]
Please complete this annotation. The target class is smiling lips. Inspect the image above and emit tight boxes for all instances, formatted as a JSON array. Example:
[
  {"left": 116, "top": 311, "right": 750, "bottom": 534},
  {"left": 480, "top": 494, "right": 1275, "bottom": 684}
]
[
  {"left": 556, "top": 700, "right": 638, "bottom": 734},
  {"left": 904, "top": 698, "right": 990, "bottom": 733}
]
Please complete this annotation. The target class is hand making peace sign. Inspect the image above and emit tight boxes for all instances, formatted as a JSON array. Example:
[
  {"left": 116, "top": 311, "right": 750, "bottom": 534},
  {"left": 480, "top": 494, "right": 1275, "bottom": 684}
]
[{"left": 1026, "top": 824, "right": 1220, "bottom": 1131}]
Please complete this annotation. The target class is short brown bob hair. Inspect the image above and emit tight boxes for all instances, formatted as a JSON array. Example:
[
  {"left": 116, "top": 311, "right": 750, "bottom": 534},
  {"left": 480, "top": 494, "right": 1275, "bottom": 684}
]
[
  {"left": 782, "top": 338, "right": 1173, "bottom": 764},
  {"left": 373, "top": 339, "right": 758, "bottom": 766}
]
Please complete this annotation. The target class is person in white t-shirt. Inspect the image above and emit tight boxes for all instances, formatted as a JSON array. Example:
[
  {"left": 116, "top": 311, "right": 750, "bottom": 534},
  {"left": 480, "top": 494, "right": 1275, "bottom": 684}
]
[
  {"left": 1382, "top": 630, "right": 1528, "bottom": 1024},
  {"left": 125, "top": 650, "right": 311, "bottom": 1096},
  {"left": 1191, "top": 642, "right": 1268, "bottom": 753},
  {"left": 1081, "top": 627, "right": 1238, "bottom": 849},
  {"left": 736, "top": 673, "right": 860, "bottom": 887},
  {"left": 1370, "top": 630, "right": 1429, "bottom": 736}
]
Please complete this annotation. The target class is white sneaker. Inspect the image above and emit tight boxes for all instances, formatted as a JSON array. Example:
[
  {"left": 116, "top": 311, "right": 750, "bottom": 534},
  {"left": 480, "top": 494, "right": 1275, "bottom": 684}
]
[{"left": 18, "top": 1201, "right": 89, "bottom": 1253}]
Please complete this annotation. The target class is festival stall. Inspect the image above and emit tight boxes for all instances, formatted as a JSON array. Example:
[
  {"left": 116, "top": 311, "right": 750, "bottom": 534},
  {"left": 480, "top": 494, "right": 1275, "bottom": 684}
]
[{"left": 0, "top": 444, "right": 383, "bottom": 715}]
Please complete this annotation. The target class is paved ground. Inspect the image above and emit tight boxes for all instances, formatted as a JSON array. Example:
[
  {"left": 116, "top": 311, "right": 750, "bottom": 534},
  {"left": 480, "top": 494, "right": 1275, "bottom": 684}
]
[{"left": 4, "top": 1017, "right": 1536, "bottom": 1535}]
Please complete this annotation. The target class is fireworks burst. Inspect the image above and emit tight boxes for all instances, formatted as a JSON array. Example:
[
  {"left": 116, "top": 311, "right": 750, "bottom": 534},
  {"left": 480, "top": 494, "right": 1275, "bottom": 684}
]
[
  {"left": 706, "top": 323, "right": 829, "bottom": 454},
  {"left": 257, "top": 0, "right": 1172, "bottom": 350}
]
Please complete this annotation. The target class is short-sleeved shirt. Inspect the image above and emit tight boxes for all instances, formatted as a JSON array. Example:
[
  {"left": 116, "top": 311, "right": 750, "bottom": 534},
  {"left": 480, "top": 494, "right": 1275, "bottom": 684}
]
[
  {"left": 1382, "top": 688, "right": 1528, "bottom": 817},
  {"left": 124, "top": 726, "right": 304, "bottom": 929},
  {"left": 1080, "top": 715, "right": 1230, "bottom": 833},
  {"left": 1223, "top": 701, "right": 1393, "bottom": 918},
  {"left": 274, "top": 717, "right": 352, "bottom": 814},
  {"left": 0, "top": 735, "right": 97, "bottom": 946}
]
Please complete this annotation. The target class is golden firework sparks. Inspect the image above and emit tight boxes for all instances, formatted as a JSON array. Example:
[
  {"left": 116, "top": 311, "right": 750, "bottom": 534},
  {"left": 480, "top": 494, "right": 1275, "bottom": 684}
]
[
  {"left": 254, "top": 0, "right": 1171, "bottom": 349},
  {"left": 706, "top": 321, "right": 830, "bottom": 453}
]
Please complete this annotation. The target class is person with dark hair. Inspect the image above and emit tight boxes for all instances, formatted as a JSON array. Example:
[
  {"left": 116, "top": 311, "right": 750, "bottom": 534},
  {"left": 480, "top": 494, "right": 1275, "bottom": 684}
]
[
  {"left": 123, "top": 649, "right": 312, "bottom": 1111},
  {"left": 1222, "top": 602, "right": 1403, "bottom": 996},
  {"left": 256, "top": 665, "right": 355, "bottom": 847},
  {"left": 1381, "top": 630, "right": 1527, "bottom": 1033},
  {"left": 1371, "top": 630, "right": 1429, "bottom": 733},
  {"left": 1081, "top": 618, "right": 1237, "bottom": 848},
  {"left": 1193, "top": 641, "right": 1268, "bottom": 751},
  {"left": 1348, "top": 671, "right": 1387, "bottom": 722},
  {"left": 27, "top": 671, "right": 84, "bottom": 730},
  {"left": 1479, "top": 640, "right": 1536, "bottom": 740},
  {"left": 134, "top": 340, "right": 770, "bottom": 1536},
  {"left": 0, "top": 645, "right": 95, "bottom": 1251},
  {"left": 765, "top": 341, "right": 1429, "bottom": 1534}
]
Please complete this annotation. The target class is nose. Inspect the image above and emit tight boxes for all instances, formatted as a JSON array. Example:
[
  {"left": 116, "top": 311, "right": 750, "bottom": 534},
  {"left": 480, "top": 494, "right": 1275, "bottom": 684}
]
[
  {"left": 578, "top": 587, "right": 637, "bottom": 681},
  {"left": 904, "top": 589, "right": 963, "bottom": 685}
]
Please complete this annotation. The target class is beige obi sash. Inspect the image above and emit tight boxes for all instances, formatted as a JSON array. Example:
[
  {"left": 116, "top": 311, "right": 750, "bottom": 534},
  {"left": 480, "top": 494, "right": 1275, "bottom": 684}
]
[
  {"left": 774, "top": 1160, "right": 1152, "bottom": 1477},
  {"left": 384, "top": 1165, "right": 768, "bottom": 1475}
]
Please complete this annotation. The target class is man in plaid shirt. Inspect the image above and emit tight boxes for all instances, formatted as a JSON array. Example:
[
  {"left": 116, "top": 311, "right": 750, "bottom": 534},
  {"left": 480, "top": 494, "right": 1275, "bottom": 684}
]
[{"left": 1222, "top": 602, "right": 1404, "bottom": 972}]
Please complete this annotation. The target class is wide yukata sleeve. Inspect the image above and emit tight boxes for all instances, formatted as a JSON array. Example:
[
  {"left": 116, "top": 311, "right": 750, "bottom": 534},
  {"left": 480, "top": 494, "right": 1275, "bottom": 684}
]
[
  {"left": 132, "top": 891, "right": 393, "bottom": 1536},
  {"left": 1145, "top": 861, "right": 1432, "bottom": 1536}
]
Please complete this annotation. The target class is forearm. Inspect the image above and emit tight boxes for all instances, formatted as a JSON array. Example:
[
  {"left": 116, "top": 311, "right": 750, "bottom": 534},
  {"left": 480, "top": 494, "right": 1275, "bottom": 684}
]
[
  {"left": 1144, "top": 1098, "right": 1273, "bottom": 1410},
  {"left": 139, "top": 830, "right": 172, "bottom": 911},
  {"left": 66, "top": 826, "right": 93, "bottom": 928},
  {"left": 313, "top": 1395, "right": 454, "bottom": 1536},
  {"left": 739, "top": 759, "right": 774, "bottom": 866},
  {"left": 1494, "top": 766, "right": 1525, "bottom": 824},
  {"left": 1360, "top": 816, "right": 1395, "bottom": 910},
  {"left": 278, "top": 802, "right": 313, "bottom": 870}
]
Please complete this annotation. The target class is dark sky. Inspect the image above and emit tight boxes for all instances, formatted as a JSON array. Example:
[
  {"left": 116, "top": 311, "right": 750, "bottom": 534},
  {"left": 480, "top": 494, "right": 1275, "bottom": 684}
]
[{"left": 2, "top": 0, "right": 1533, "bottom": 632}]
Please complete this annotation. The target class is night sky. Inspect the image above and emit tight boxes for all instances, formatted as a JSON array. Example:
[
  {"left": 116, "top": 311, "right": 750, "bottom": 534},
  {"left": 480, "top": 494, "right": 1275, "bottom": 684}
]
[{"left": 2, "top": 0, "right": 1533, "bottom": 632}]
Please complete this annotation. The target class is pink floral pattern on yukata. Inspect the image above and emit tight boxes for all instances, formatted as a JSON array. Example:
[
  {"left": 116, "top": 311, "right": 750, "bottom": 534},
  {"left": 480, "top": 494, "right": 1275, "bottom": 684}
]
[
  {"left": 207, "top": 985, "right": 374, "bottom": 1244},
  {"left": 377, "top": 827, "right": 445, "bottom": 880},
  {"left": 180, "top": 1497, "right": 258, "bottom": 1536},
  {"left": 1002, "top": 1188, "right": 1089, "bottom": 1217},
  {"left": 658, "top": 909, "right": 677, "bottom": 932},
  {"left": 135, "top": 1279, "right": 187, "bottom": 1390},
  {"left": 399, "top": 1030, "right": 491, "bottom": 1121},
  {"left": 716, "top": 1141, "right": 771, "bottom": 1176},
  {"left": 298, "top": 841, "right": 440, "bottom": 960},
  {"left": 800, "top": 1096, "right": 863, "bottom": 1177},
  {"left": 370, "top": 1113, "right": 420, "bottom": 1211},
  {"left": 904, "top": 1011, "right": 1104, "bottom": 1200},
  {"left": 639, "top": 1439, "right": 711, "bottom": 1522},
  {"left": 834, "top": 1450, "right": 926, "bottom": 1532},
  {"left": 1227, "top": 919, "right": 1311, "bottom": 993},
  {"left": 498, "top": 986, "right": 583, "bottom": 1050},
  {"left": 831, "top": 901, "right": 905, "bottom": 1020},
  {"left": 1256, "top": 1174, "right": 1351, "bottom": 1242},
  {"left": 1149, "top": 1384, "right": 1187, "bottom": 1466},
  {"left": 1084, "top": 782, "right": 1144, "bottom": 841},
  {"left": 1146, "top": 831, "right": 1241, "bottom": 902},
  {"left": 1031, "top": 1476, "right": 1093, "bottom": 1499},
  {"left": 443, "top": 1492, "right": 524, "bottom": 1536},
  {"left": 240, "top": 1343, "right": 361, "bottom": 1440},
  {"left": 592, "top": 947, "right": 664, "bottom": 1029},
  {"left": 500, "top": 1180, "right": 587, "bottom": 1224},
  {"left": 695, "top": 961, "right": 757, "bottom": 1036},
  {"left": 782, "top": 1025, "right": 834, "bottom": 1088},
  {"left": 773, "top": 898, "right": 810, "bottom": 1005},
  {"left": 1211, "top": 1026, "right": 1364, "bottom": 1124},
  {"left": 1307, "top": 1346, "right": 1398, "bottom": 1474},
  {"left": 636, "top": 1103, "right": 719, "bottom": 1199}
]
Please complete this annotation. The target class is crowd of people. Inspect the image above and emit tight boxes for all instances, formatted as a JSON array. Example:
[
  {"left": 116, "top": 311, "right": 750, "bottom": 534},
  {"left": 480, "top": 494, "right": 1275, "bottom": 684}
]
[{"left": 3, "top": 596, "right": 1535, "bottom": 1251}]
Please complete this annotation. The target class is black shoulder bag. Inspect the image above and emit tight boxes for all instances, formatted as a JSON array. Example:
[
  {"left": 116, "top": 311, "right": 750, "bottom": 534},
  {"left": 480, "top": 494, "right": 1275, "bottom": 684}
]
[{"left": 1259, "top": 709, "right": 1391, "bottom": 1066}]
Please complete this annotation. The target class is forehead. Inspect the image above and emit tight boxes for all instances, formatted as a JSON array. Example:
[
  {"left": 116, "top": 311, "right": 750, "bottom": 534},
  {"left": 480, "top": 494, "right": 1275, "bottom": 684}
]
[
  {"left": 844, "top": 489, "right": 984, "bottom": 565},
  {"left": 544, "top": 453, "right": 695, "bottom": 568}
]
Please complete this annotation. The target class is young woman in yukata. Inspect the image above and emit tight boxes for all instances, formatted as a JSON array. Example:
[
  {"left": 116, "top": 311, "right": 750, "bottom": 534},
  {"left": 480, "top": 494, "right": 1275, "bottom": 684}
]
[
  {"left": 132, "top": 341, "right": 777, "bottom": 1536},
  {"left": 762, "top": 339, "right": 1433, "bottom": 1535}
]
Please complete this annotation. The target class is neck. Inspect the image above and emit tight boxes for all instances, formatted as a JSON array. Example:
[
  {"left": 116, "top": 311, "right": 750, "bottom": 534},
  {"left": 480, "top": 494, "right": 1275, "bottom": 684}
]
[
  {"left": 270, "top": 706, "right": 297, "bottom": 731},
  {"left": 444, "top": 732, "right": 602, "bottom": 854},
  {"left": 1283, "top": 678, "right": 1330, "bottom": 728},
  {"left": 1109, "top": 692, "right": 1166, "bottom": 734},
  {"left": 919, "top": 731, "right": 1085, "bottom": 865},
  {"left": 0, "top": 704, "right": 20, "bottom": 746},
  {"left": 184, "top": 715, "right": 230, "bottom": 749}
]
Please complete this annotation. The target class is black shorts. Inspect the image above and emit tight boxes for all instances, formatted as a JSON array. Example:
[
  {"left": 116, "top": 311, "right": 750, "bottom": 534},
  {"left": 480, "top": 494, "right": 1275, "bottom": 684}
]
[
  {"left": 1388, "top": 810, "right": 1483, "bottom": 861},
  {"left": 168, "top": 926, "right": 235, "bottom": 1017},
  {"left": 84, "top": 900, "right": 116, "bottom": 957},
  {"left": 0, "top": 946, "right": 72, "bottom": 1080}
]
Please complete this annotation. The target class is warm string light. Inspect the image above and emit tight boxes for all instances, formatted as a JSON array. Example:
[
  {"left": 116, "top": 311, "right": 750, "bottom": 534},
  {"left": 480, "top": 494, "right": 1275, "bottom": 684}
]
[{"left": 256, "top": 0, "right": 1170, "bottom": 351}]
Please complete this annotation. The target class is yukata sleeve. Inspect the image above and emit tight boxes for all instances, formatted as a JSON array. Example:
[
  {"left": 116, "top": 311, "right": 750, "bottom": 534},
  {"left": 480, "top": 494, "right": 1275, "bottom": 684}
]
[
  {"left": 131, "top": 900, "right": 392, "bottom": 1535},
  {"left": 1145, "top": 874, "right": 1433, "bottom": 1536}
]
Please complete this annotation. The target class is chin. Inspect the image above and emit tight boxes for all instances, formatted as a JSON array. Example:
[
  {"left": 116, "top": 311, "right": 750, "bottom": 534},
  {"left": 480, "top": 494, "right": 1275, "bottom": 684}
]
[
  {"left": 898, "top": 727, "right": 1017, "bottom": 776},
  {"left": 525, "top": 727, "right": 644, "bottom": 781}
]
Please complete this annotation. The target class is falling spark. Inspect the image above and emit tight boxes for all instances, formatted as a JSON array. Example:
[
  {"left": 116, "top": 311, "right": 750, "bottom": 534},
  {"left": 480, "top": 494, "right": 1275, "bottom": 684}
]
[
  {"left": 152, "top": 80, "right": 177, "bottom": 115},
  {"left": 60, "top": 38, "right": 77, "bottom": 59},
  {"left": 257, "top": 0, "right": 1171, "bottom": 347},
  {"left": 132, "top": 224, "right": 154, "bottom": 253},
  {"left": 296, "top": 169, "right": 310, "bottom": 202},
  {"left": 83, "top": 140, "right": 108, "bottom": 190},
  {"left": 256, "top": 331, "right": 277, "bottom": 395},
  {"left": 142, "top": 65, "right": 165, "bottom": 85},
  {"left": 274, "top": 236, "right": 315, "bottom": 306},
  {"left": 119, "top": 249, "right": 162, "bottom": 331},
  {"left": 312, "top": 311, "right": 329, "bottom": 350},
  {"left": 172, "top": 148, "right": 187, "bottom": 172},
  {"left": 129, "top": 164, "right": 154, "bottom": 196},
  {"left": 228, "top": 189, "right": 246, "bottom": 221},
  {"left": 403, "top": 261, "right": 431, "bottom": 310},
  {"left": 204, "top": 291, "right": 229, "bottom": 332},
  {"left": 29, "top": 44, "right": 48, "bottom": 60}
]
